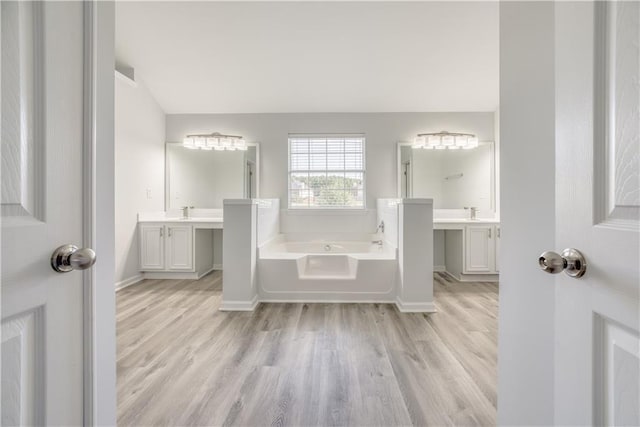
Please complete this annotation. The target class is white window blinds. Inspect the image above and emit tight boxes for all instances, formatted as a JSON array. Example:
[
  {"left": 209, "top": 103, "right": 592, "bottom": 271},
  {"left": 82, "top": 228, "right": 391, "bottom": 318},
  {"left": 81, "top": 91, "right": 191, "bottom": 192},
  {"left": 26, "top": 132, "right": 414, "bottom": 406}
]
[{"left": 288, "top": 134, "right": 365, "bottom": 209}]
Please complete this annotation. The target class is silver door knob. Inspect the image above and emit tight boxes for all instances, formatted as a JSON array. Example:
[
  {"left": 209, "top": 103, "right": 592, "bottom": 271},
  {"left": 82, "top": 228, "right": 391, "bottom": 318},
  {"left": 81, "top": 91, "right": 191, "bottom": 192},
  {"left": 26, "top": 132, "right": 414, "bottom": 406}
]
[
  {"left": 538, "top": 248, "right": 586, "bottom": 278},
  {"left": 51, "top": 244, "right": 97, "bottom": 273}
]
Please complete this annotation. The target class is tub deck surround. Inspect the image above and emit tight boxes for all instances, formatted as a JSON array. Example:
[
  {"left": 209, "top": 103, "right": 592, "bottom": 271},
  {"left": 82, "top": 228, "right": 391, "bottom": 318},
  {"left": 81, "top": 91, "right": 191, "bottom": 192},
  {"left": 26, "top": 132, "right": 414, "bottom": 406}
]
[
  {"left": 221, "top": 199, "right": 260, "bottom": 311},
  {"left": 258, "top": 233, "right": 398, "bottom": 300},
  {"left": 221, "top": 198, "right": 435, "bottom": 313},
  {"left": 396, "top": 198, "right": 435, "bottom": 312}
]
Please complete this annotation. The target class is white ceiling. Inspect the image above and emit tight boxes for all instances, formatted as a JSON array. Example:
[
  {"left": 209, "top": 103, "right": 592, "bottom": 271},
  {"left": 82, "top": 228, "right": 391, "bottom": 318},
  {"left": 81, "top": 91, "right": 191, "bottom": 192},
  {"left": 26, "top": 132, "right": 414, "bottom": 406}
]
[{"left": 115, "top": 2, "right": 499, "bottom": 114}]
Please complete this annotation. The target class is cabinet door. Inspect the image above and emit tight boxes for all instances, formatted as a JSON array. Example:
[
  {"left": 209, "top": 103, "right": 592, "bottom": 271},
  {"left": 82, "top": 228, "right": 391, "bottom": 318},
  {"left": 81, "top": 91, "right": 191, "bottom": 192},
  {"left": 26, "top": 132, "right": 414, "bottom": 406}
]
[
  {"left": 465, "top": 225, "right": 495, "bottom": 273},
  {"left": 140, "top": 224, "right": 165, "bottom": 270},
  {"left": 166, "top": 225, "right": 193, "bottom": 270},
  {"left": 494, "top": 226, "right": 500, "bottom": 272}
]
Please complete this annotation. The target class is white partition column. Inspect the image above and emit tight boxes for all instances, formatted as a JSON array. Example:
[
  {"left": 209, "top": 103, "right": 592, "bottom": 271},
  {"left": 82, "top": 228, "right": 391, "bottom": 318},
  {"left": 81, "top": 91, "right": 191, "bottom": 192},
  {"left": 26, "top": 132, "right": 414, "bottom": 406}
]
[
  {"left": 221, "top": 199, "right": 259, "bottom": 311},
  {"left": 396, "top": 199, "right": 435, "bottom": 312}
]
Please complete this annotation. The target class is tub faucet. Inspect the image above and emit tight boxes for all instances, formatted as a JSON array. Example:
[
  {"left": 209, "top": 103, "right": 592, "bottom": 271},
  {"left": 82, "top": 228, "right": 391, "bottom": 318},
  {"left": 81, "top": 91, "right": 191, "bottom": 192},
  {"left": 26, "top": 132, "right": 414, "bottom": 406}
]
[
  {"left": 464, "top": 206, "right": 478, "bottom": 220},
  {"left": 181, "top": 206, "right": 194, "bottom": 219},
  {"left": 371, "top": 240, "right": 383, "bottom": 247},
  {"left": 377, "top": 220, "right": 385, "bottom": 234}
]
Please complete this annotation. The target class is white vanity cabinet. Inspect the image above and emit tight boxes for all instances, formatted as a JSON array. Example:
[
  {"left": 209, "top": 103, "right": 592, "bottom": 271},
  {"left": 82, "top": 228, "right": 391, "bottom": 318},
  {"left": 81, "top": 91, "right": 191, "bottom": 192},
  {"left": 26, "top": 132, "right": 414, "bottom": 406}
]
[
  {"left": 137, "top": 215, "right": 222, "bottom": 280},
  {"left": 438, "top": 220, "right": 500, "bottom": 281},
  {"left": 464, "top": 225, "right": 499, "bottom": 273},
  {"left": 139, "top": 224, "right": 193, "bottom": 271}
]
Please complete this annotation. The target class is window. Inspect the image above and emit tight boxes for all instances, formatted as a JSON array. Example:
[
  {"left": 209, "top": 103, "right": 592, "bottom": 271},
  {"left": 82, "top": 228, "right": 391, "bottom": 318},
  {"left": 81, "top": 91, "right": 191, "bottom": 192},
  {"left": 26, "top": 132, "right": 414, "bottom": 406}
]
[{"left": 288, "top": 134, "right": 365, "bottom": 209}]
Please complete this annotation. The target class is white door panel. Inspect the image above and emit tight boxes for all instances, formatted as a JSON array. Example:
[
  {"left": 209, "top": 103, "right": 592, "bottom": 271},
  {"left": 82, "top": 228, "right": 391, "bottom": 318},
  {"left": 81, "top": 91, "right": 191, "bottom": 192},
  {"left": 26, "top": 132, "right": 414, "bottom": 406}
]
[
  {"left": 1, "top": 2, "right": 86, "bottom": 425},
  {"left": 139, "top": 225, "right": 165, "bottom": 270},
  {"left": 167, "top": 225, "right": 193, "bottom": 270},
  {"left": 555, "top": 2, "right": 639, "bottom": 425},
  {"left": 465, "top": 226, "right": 494, "bottom": 273}
]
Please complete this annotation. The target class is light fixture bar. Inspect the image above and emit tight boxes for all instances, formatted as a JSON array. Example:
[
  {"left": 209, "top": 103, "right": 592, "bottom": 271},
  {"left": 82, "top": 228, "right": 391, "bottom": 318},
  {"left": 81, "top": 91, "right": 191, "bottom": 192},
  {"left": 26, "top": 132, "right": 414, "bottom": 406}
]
[
  {"left": 412, "top": 130, "right": 479, "bottom": 150},
  {"left": 183, "top": 132, "right": 247, "bottom": 151},
  {"left": 185, "top": 131, "right": 244, "bottom": 140}
]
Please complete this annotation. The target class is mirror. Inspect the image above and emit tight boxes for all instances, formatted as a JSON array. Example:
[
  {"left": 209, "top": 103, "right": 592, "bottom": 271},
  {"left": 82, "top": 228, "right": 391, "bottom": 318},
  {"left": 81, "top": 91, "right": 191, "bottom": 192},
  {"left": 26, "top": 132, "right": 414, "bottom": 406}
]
[
  {"left": 397, "top": 142, "right": 495, "bottom": 211},
  {"left": 166, "top": 143, "right": 259, "bottom": 209}
]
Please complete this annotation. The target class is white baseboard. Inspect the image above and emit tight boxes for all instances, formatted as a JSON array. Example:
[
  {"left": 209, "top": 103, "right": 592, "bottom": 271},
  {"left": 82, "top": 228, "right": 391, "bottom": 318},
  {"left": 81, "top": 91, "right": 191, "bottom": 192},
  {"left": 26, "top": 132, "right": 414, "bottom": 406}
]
[
  {"left": 213, "top": 264, "right": 223, "bottom": 270},
  {"left": 259, "top": 298, "right": 395, "bottom": 304},
  {"left": 458, "top": 273, "right": 499, "bottom": 282},
  {"left": 115, "top": 274, "right": 144, "bottom": 291},
  {"left": 395, "top": 297, "right": 436, "bottom": 313},
  {"left": 439, "top": 270, "right": 499, "bottom": 283},
  {"left": 441, "top": 270, "right": 461, "bottom": 282},
  {"left": 196, "top": 266, "right": 216, "bottom": 279},
  {"left": 219, "top": 295, "right": 259, "bottom": 311},
  {"left": 434, "top": 265, "right": 446, "bottom": 272},
  {"left": 143, "top": 271, "right": 200, "bottom": 280}
]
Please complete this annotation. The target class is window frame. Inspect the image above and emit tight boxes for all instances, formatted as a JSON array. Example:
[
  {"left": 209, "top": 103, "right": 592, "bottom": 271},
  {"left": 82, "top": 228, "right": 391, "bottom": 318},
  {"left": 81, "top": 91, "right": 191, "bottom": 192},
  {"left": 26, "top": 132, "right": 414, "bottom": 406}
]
[{"left": 287, "top": 133, "right": 366, "bottom": 210}]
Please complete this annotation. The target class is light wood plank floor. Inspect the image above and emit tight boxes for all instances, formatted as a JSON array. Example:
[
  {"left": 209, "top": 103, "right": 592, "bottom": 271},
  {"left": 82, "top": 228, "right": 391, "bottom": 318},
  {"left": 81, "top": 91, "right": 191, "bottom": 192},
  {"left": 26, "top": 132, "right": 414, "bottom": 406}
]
[{"left": 117, "top": 272, "right": 498, "bottom": 426}]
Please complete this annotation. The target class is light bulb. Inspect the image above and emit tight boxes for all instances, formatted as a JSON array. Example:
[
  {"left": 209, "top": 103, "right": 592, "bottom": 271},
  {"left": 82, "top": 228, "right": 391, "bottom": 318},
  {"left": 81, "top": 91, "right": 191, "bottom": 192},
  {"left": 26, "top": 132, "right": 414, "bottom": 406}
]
[
  {"left": 442, "top": 135, "right": 455, "bottom": 146},
  {"left": 413, "top": 136, "right": 425, "bottom": 148},
  {"left": 455, "top": 135, "right": 468, "bottom": 147},
  {"left": 183, "top": 137, "right": 195, "bottom": 147},
  {"left": 427, "top": 135, "right": 441, "bottom": 147},
  {"left": 467, "top": 137, "right": 479, "bottom": 148}
]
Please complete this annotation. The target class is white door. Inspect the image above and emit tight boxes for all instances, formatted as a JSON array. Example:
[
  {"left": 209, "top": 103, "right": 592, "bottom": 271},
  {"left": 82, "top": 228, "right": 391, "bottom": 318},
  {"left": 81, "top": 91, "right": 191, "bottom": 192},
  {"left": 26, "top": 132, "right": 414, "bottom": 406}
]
[
  {"left": 139, "top": 224, "right": 165, "bottom": 270},
  {"left": 553, "top": 2, "right": 640, "bottom": 424},
  {"left": 166, "top": 225, "right": 193, "bottom": 270},
  {"left": 1, "top": 3, "right": 90, "bottom": 425},
  {"left": 465, "top": 225, "right": 494, "bottom": 273}
]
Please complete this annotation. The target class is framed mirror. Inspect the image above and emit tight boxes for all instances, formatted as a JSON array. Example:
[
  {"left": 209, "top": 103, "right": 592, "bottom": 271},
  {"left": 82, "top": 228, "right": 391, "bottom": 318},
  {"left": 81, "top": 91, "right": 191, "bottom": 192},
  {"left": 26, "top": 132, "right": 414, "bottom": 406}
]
[
  {"left": 397, "top": 141, "right": 496, "bottom": 212},
  {"left": 165, "top": 143, "right": 259, "bottom": 209}
]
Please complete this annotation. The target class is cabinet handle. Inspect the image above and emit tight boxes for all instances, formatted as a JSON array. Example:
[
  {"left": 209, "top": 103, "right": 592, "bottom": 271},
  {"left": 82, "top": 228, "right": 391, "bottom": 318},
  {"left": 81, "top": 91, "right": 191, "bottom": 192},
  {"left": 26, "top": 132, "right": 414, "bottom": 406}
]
[
  {"left": 488, "top": 228, "right": 492, "bottom": 239},
  {"left": 160, "top": 228, "right": 163, "bottom": 237},
  {"left": 168, "top": 227, "right": 172, "bottom": 237},
  {"left": 497, "top": 227, "right": 501, "bottom": 238}
]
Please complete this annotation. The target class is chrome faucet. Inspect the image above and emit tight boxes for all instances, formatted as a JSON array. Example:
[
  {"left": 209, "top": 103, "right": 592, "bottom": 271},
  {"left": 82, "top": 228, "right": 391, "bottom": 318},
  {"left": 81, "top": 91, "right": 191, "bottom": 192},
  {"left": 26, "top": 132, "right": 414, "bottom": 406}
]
[
  {"left": 376, "top": 220, "right": 385, "bottom": 234},
  {"left": 464, "top": 206, "right": 478, "bottom": 220},
  {"left": 181, "top": 206, "right": 194, "bottom": 219},
  {"left": 371, "top": 239, "right": 383, "bottom": 246}
]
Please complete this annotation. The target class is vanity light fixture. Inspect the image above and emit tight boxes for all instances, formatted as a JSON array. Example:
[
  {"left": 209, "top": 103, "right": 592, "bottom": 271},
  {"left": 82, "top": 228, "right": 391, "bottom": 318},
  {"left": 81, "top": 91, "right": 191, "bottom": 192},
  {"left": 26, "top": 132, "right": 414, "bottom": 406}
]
[
  {"left": 412, "top": 131, "right": 479, "bottom": 150},
  {"left": 183, "top": 132, "right": 248, "bottom": 151}
]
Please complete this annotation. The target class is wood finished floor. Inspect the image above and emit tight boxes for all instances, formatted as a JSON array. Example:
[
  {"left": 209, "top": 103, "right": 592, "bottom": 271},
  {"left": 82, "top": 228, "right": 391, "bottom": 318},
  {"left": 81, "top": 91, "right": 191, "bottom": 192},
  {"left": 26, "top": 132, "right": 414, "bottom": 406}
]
[{"left": 117, "top": 272, "right": 498, "bottom": 426}]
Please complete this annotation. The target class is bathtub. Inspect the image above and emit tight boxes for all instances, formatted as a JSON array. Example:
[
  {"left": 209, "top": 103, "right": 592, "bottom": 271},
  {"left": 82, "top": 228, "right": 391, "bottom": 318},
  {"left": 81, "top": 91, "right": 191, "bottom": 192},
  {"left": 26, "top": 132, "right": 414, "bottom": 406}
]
[{"left": 258, "top": 234, "right": 398, "bottom": 302}]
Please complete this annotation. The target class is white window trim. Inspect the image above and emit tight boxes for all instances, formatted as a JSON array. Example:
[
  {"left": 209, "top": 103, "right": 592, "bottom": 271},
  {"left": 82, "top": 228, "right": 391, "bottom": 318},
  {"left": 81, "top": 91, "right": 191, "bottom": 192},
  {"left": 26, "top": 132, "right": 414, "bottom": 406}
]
[{"left": 288, "top": 133, "right": 366, "bottom": 210}]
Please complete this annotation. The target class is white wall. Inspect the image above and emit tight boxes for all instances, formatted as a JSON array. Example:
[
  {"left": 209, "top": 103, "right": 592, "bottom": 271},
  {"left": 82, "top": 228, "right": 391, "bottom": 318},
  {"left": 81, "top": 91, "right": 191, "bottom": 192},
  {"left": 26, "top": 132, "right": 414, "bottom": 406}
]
[
  {"left": 165, "top": 112, "right": 495, "bottom": 211},
  {"left": 115, "top": 74, "right": 166, "bottom": 286},
  {"left": 498, "top": 2, "right": 556, "bottom": 425},
  {"left": 376, "top": 199, "right": 401, "bottom": 248}
]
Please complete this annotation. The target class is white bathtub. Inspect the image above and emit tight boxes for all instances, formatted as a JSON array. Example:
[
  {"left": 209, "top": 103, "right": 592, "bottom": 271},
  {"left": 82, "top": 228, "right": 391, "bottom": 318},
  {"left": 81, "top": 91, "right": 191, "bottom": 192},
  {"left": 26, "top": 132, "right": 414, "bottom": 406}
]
[{"left": 258, "top": 234, "right": 397, "bottom": 302}]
